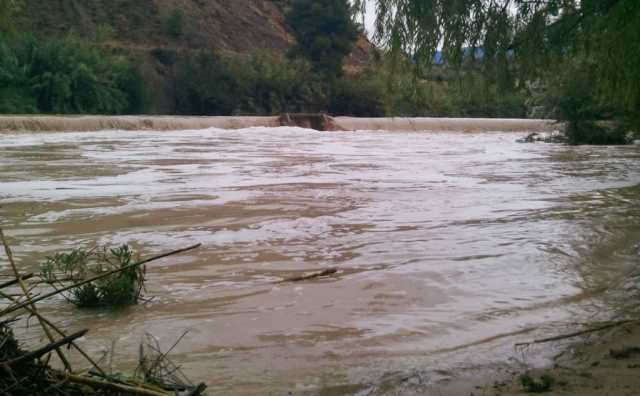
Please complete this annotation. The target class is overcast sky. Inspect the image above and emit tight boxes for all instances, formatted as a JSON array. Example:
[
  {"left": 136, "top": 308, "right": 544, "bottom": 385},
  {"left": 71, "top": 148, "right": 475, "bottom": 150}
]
[{"left": 361, "top": 1, "right": 377, "bottom": 37}]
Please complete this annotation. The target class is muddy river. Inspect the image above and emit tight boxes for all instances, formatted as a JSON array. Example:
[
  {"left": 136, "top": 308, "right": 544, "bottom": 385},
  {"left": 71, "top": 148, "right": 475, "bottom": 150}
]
[{"left": 1, "top": 127, "right": 639, "bottom": 394}]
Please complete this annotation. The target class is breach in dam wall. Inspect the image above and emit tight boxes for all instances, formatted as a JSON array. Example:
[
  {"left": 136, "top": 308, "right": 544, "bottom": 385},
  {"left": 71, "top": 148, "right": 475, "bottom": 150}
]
[
  {"left": 0, "top": 114, "right": 560, "bottom": 133},
  {"left": 278, "top": 113, "right": 346, "bottom": 131}
]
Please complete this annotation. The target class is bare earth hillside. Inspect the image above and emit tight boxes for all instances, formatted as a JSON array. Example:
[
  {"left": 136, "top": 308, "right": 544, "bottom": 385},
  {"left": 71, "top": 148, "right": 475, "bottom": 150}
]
[
  {"left": 18, "top": 0, "right": 373, "bottom": 113},
  {"left": 22, "top": 0, "right": 292, "bottom": 52}
]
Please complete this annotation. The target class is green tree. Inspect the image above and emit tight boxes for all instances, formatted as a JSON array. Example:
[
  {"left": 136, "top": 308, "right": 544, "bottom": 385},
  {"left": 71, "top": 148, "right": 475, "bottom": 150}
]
[
  {"left": 166, "top": 8, "right": 186, "bottom": 39},
  {"left": 356, "top": 0, "right": 640, "bottom": 144},
  {"left": 175, "top": 51, "right": 242, "bottom": 115},
  {"left": 0, "top": 40, "right": 36, "bottom": 113},
  {"left": 0, "top": 36, "right": 146, "bottom": 114},
  {"left": 0, "top": 0, "right": 19, "bottom": 35},
  {"left": 26, "top": 39, "right": 138, "bottom": 114},
  {"left": 287, "top": 0, "right": 359, "bottom": 77}
]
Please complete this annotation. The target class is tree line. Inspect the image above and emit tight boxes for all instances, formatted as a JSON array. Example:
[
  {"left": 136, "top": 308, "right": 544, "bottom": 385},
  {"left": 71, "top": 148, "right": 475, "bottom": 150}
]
[
  {"left": 355, "top": 0, "right": 640, "bottom": 144},
  {"left": 2, "top": 0, "right": 638, "bottom": 144}
]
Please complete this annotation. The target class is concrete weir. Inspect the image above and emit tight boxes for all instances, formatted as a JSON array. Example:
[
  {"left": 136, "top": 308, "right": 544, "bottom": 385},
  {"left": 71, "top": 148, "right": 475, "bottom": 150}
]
[{"left": 0, "top": 114, "right": 560, "bottom": 133}]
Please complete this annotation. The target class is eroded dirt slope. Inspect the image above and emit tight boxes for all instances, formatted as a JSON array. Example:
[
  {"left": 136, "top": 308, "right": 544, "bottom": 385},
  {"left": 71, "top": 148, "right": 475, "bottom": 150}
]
[{"left": 17, "top": 0, "right": 373, "bottom": 113}]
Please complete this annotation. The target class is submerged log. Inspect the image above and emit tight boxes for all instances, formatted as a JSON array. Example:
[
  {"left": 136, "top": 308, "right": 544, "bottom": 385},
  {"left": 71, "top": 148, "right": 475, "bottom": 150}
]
[
  {"left": 0, "top": 273, "right": 34, "bottom": 289},
  {"left": 2, "top": 329, "right": 88, "bottom": 366},
  {"left": 279, "top": 268, "right": 338, "bottom": 283}
]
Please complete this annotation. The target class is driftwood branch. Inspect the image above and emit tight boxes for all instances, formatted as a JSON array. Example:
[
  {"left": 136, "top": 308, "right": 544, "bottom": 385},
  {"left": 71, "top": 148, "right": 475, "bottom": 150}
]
[
  {"left": 0, "top": 273, "right": 34, "bottom": 290},
  {"left": 3, "top": 329, "right": 89, "bottom": 366},
  {"left": 278, "top": 268, "right": 338, "bottom": 283},
  {"left": 1, "top": 243, "right": 202, "bottom": 316},
  {"left": 0, "top": 289, "right": 106, "bottom": 375},
  {"left": 515, "top": 319, "right": 638, "bottom": 347},
  {"left": 59, "top": 373, "right": 171, "bottom": 396},
  {"left": 0, "top": 232, "right": 205, "bottom": 393},
  {"left": 186, "top": 383, "right": 208, "bottom": 396},
  {"left": 1, "top": 228, "right": 73, "bottom": 371}
]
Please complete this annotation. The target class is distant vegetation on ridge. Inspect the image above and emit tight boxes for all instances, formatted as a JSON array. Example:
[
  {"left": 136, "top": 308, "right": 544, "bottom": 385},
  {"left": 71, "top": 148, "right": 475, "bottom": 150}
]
[{"left": 1, "top": 0, "right": 638, "bottom": 144}]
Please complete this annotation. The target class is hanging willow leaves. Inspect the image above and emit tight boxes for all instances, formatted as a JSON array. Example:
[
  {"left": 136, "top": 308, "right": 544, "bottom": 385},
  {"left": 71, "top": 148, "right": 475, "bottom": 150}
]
[{"left": 355, "top": 0, "right": 640, "bottom": 142}]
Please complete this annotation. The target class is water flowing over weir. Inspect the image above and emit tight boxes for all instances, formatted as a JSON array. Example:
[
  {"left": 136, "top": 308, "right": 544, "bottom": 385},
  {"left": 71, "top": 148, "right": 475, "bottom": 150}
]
[
  {"left": 1, "top": 126, "right": 639, "bottom": 394},
  {"left": 0, "top": 115, "right": 560, "bottom": 133}
]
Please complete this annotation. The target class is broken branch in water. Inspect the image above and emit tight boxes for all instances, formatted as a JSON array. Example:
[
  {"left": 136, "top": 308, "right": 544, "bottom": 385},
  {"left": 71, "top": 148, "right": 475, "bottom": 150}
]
[
  {"left": 515, "top": 319, "right": 639, "bottom": 347},
  {"left": 0, "top": 233, "right": 206, "bottom": 395},
  {"left": 0, "top": 289, "right": 106, "bottom": 375},
  {"left": 1, "top": 228, "right": 73, "bottom": 371},
  {"left": 278, "top": 268, "right": 338, "bottom": 283},
  {"left": 3, "top": 329, "right": 89, "bottom": 367},
  {"left": 57, "top": 373, "right": 171, "bottom": 396},
  {"left": 0, "top": 273, "right": 34, "bottom": 289},
  {"left": 1, "top": 243, "right": 202, "bottom": 316}
]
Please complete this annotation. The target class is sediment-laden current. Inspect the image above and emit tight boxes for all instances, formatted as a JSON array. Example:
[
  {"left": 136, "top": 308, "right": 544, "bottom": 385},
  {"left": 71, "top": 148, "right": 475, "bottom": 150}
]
[{"left": 1, "top": 127, "right": 639, "bottom": 394}]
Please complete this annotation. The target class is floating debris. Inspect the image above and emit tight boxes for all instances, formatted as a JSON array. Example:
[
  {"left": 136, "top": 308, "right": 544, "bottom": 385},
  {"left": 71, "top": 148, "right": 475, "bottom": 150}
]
[{"left": 0, "top": 228, "right": 206, "bottom": 395}]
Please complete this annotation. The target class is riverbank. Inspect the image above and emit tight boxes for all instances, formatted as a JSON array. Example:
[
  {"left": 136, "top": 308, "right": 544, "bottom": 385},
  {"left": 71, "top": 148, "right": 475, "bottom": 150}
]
[
  {"left": 0, "top": 115, "right": 560, "bottom": 133},
  {"left": 427, "top": 321, "right": 640, "bottom": 396}
]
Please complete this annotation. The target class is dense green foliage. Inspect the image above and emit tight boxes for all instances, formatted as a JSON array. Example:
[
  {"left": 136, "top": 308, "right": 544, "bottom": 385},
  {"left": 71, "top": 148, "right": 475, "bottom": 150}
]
[
  {"left": 356, "top": 0, "right": 640, "bottom": 144},
  {"left": 166, "top": 8, "right": 186, "bottom": 39},
  {"left": 374, "top": 55, "right": 526, "bottom": 118},
  {"left": 0, "top": 0, "right": 19, "bottom": 34},
  {"left": 41, "top": 245, "right": 145, "bottom": 308},
  {"left": 175, "top": 52, "right": 323, "bottom": 115},
  {"left": 7, "top": 0, "right": 625, "bottom": 126},
  {"left": 328, "top": 73, "right": 386, "bottom": 117},
  {"left": 534, "top": 58, "right": 630, "bottom": 145},
  {"left": 287, "top": 0, "right": 359, "bottom": 77},
  {"left": 0, "top": 37, "right": 146, "bottom": 114},
  {"left": 175, "top": 51, "right": 388, "bottom": 117},
  {"left": 520, "top": 373, "right": 555, "bottom": 393}
]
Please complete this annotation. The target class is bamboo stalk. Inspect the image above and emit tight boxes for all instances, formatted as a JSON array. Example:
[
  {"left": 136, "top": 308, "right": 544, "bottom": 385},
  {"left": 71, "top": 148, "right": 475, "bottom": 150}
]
[
  {"left": 3, "top": 329, "right": 88, "bottom": 366},
  {"left": 59, "top": 373, "right": 171, "bottom": 396},
  {"left": 0, "top": 273, "right": 34, "bottom": 289},
  {"left": 0, "top": 289, "right": 106, "bottom": 375},
  {"left": 1, "top": 243, "right": 202, "bottom": 316},
  {"left": 0, "top": 228, "right": 73, "bottom": 371}
]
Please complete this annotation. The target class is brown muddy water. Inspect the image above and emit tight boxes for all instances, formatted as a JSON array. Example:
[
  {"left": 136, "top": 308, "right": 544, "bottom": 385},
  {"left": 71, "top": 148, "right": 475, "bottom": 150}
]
[{"left": 1, "top": 127, "right": 639, "bottom": 395}]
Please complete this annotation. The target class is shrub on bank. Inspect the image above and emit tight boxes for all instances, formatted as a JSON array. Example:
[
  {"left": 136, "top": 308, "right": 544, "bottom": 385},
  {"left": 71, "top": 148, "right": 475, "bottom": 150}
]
[
  {"left": 175, "top": 51, "right": 241, "bottom": 116},
  {"left": 175, "top": 51, "right": 325, "bottom": 116},
  {"left": 166, "top": 8, "right": 186, "bottom": 39},
  {"left": 328, "top": 74, "right": 386, "bottom": 117},
  {"left": 0, "top": 40, "right": 37, "bottom": 113},
  {"left": 528, "top": 57, "right": 634, "bottom": 145},
  {"left": 0, "top": 36, "right": 146, "bottom": 114},
  {"left": 232, "top": 53, "right": 325, "bottom": 115}
]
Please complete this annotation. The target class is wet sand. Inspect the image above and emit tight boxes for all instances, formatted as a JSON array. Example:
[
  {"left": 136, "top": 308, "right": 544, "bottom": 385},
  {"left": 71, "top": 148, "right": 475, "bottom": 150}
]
[{"left": 427, "top": 321, "right": 640, "bottom": 396}]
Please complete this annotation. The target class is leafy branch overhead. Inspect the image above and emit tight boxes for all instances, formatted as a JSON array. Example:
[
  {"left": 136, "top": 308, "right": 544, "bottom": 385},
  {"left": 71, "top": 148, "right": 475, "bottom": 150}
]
[{"left": 355, "top": 0, "right": 640, "bottom": 143}]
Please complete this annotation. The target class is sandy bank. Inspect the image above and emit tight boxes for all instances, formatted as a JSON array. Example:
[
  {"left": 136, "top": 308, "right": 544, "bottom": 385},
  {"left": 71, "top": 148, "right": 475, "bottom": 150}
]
[
  {"left": 422, "top": 321, "right": 640, "bottom": 396},
  {"left": 0, "top": 115, "right": 560, "bottom": 133}
]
